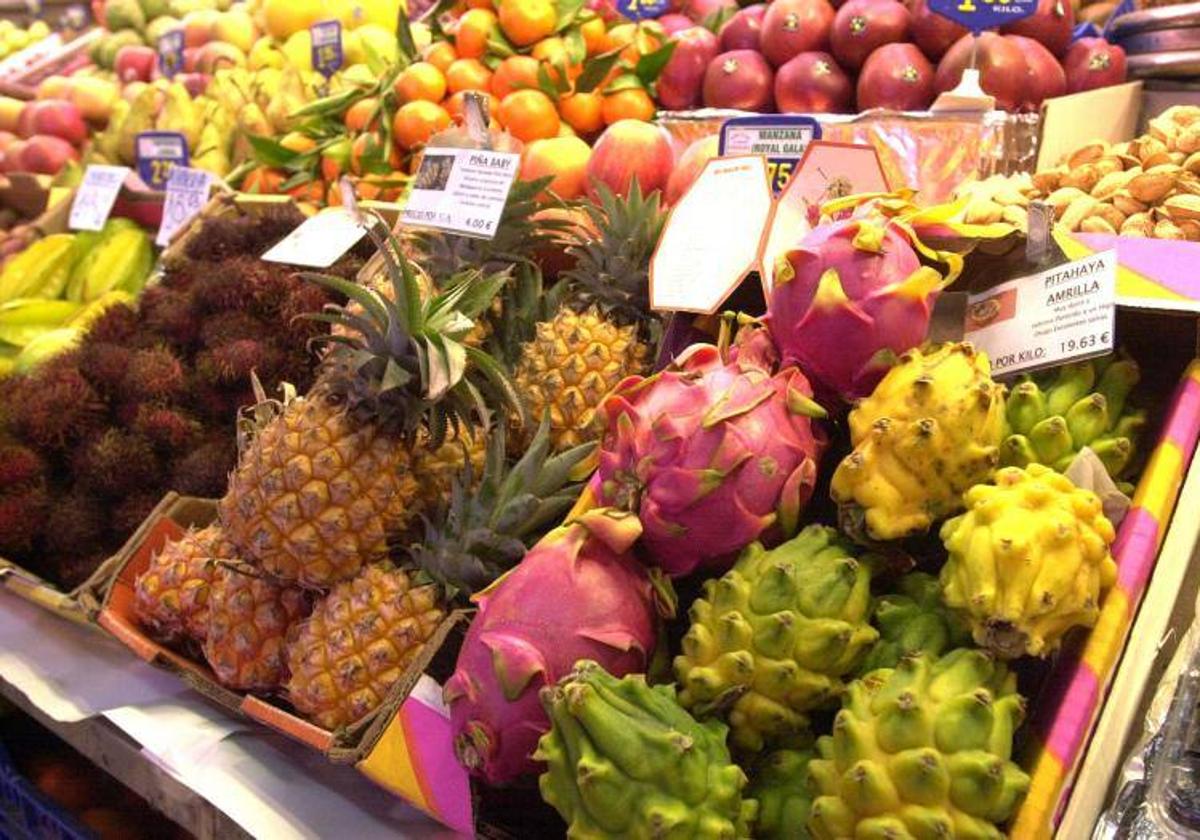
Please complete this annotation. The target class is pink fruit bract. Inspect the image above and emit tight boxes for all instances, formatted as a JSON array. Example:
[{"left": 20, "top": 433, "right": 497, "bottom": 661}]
[
  {"left": 765, "top": 218, "right": 945, "bottom": 403},
  {"left": 596, "top": 336, "right": 827, "bottom": 578},
  {"left": 444, "top": 509, "right": 668, "bottom": 785}
]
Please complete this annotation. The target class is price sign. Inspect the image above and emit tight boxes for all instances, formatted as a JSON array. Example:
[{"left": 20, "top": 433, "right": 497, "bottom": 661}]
[
  {"left": 401, "top": 147, "right": 520, "bottom": 239},
  {"left": 136, "top": 132, "right": 189, "bottom": 190},
  {"left": 616, "top": 0, "right": 670, "bottom": 20},
  {"left": 69, "top": 165, "right": 131, "bottom": 231},
  {"left": 311, "top": 20, "right": 344, "bottom": 77},
  {"left": 963, "top": 251, "right": 1116, "bottom": 376},
  {"left": 720, "top": 115, "right": 821, "bottom": 194},
  {"left": 156, "top": 167, "right": 212, "bottom": 247},
  {"left": 262, "top": 207, "right": 369, "bottom": 268},
  {"left": 928, "top": 0, "right": 1037, "bottom": 33},
  {"left": 157, "top": 29, "right": 184, "bottom": 78}
]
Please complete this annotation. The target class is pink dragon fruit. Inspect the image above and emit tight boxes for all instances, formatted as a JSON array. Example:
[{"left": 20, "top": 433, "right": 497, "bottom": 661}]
[
  {"left": 596, "top": 333, "right": 828, "bottom": 578},
  {"left": 764, "top": 217, "right": 946, "bottom": 405},
  {"left": 444, "top": 508, "right": 671, "bottom": 785}
]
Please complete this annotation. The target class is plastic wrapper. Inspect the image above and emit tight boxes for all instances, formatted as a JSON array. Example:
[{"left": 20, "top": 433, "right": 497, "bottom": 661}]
[{"left": 655, "top": 108, "right": 1040, "bottom": 203}]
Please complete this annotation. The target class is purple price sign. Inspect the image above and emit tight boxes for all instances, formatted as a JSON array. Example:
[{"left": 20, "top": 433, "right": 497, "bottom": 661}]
[
  {"left": 157, "top": 29, "right": 184, "bottom": 78},
  {"left": 311, "top": 20, "right": 344, "bottom": 76},
  {"left": 928, "top": 0, "right": 1037, "bottom": 32},
  {"left": 136, "top": 131, "right": 189, "bottom": 190},
  {"left": 616, "top": 0, "right": 670, "bottom": 20}
]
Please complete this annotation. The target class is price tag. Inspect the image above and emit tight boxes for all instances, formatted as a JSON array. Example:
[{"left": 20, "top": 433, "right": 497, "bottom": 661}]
[
  {"left": 401, "top": 147, "right": 520, "bottom": 239},
  {"left": 156, "top": 167, "right": 212, "bottom": 247},
  {"left": 69, "top": 165, "right": 131, "bottom": 231},
  {"left": 963, "top": 251, "right": 1116, "bottom": 376},
  {"left": 720, "top": 116, "right": 821, "bottom": 194},
  {"left": 311, "top": 20, "right": 344, "bottom": 77},
  {"left": 616, "top": 0, "right": 670, "bottom": 20},
  {"left": 650, "top": 155, "right": 773, "bottom": 314},
  {"left": 136, "top": 132, "right": 189, "bottom": 190},
  {"left": 157, "top": 29, "right": 184, "bottom": 78},
  {"left": 261, "top": 207, "right": 369, "bottom": 268},
  {"left": 928, "top": 0, "right": 1037, "bottom": 33}
]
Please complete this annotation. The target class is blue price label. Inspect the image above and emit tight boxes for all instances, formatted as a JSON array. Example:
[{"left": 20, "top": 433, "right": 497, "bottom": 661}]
[
  {"left": 928, "top": 0, "right": 1037, "bottom": 33},
  {"left": 136, "top": 131, "right": 189, "bottom": 190},
  {"left": 311, "top": 20, "right": 344, "bottom": 76},
  {"left": 719, "top": 115, "right": 821, "bottom": 194},
  {"left": 157, "top": 29, "right": 184, "bottom": 78},
  {"left": 616, "top": 0, "right": 670, "bottom": 20}
]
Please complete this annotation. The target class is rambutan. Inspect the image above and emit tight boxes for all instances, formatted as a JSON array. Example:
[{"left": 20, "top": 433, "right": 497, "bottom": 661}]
[
  {"left": 140, "top": 286, "right": 200, "bottom": 348},
  {"left": 112, "top": 492, "right": 162, "bottom": 538},
  {"left": 192, "top": 257, "right": 295, "bottom": 320},
  {"left": 184, "top": 208, "right": 306, "bottom": 262},
  {"left": 132, "top": 404, "right": 200, "bottom": 451},
  {"left": 72, "top": 429, "right": 161, "bottom": 497},
  {"left": 170, "top": 436, "right": 235, "bottom": 497},
  {"left": 82, "top": 302, "right": 139, "bottom": 345},
  {"left": 198, "top": 311, "right": 269, "bottom": 349},
  {"left": 9, "top": 364, "right": 107, "bottom": 453},
  {"left": 0, "top": 486, "right": 49, "bottom": 557},
  {"left": 194, "top": 340, "right": 284, "bottom": 387},
  {"left": 77, "top": 341, "right": 133, "bottom": 395},
  {"left": 119, "top": 347, "right": 186, "bottom": 403},
  {"left": 41, "top": 491, "right": 108, "bottom": 559},
  {"left": 0, "top": 444, "right": 46, "bottom": 487}
]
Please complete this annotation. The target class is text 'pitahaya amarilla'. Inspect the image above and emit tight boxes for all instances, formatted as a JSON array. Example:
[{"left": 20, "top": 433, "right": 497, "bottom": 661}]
[
  {"left": 765, "top": 218, "right": 950, "bottom": 405},
  {"left": 444, "top": 508, "right": 673, "bottom": 785},
  {"left": 596, "top": 330, "right": 828, "bottom": 578}
]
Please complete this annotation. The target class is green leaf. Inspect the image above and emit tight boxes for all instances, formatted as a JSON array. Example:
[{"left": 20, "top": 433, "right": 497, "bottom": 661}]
[
  {"left": 289, "top": 87, "right": 361, "bottom": 119},
  {"left": 396, "top": 4, "right": 418, "bottom": 64},
  {"left": 487, "top": 27, "right": 517, "bottom": 58},
  {"left": 635, "top": 39, "right": 676, "bottom": 85},
  {"left": 574, "top": 46, "right": 623, "bottom": 93},
  {"left": 605, "top": 72, "right": 644, "bottom": 93},
  {"left": 465, "top": 345, "right": 525, "bottom": 424},
  {"left": 536, "top": 62, "right": 561, "bottom": 100},
  {"left": 701, "top": 5, "right": 736, "bottom": 33},
  {"left": 483, "top": 53, "right": 503, "bottom": 71},
  {"left": 278, "top": 169, "right": 315, "bottom": 191},
  {"left": 554, "top": 0, "right": 587, "bottom": 30},
  {"left": 564, "top": 25, "right": 587, "bottom": 65},
  {"left": 246, "top": 134, "right": 299, "bottom": 167}
]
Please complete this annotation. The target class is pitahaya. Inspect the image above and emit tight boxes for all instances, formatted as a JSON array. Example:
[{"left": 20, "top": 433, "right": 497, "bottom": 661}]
[
  {"left": 444, "top": 508, "right": 671, "bottom": 785},
  {"left": 596, "top": 332, "right": 828, "bottom": 578},
  {"left": 764, "top": 218, "right": 947, "bottom": 405}
]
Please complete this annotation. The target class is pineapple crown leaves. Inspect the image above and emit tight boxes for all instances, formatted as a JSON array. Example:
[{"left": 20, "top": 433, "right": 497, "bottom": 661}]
[
  {"left": 487, "top": 260, "right": 569, "bottom": 370},
  {"left": 234, "top": 372, "right": 299, "bottom": 455},
  {"left": 410, "top": 415, "right": 596, "bottom": 597},
  {"left": 302, "top": 218, "right": 525, "bottom": 444}
]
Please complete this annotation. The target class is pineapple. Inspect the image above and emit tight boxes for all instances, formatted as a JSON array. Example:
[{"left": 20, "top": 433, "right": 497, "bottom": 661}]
[
  {"left": 134, "top": 524, "right": 228, "bottom": 645},
  {"left": 218, "top": 224, "right": 521, "bottom": 589},
  {"left": 204, "top": 564, "right": 309, "bottom": 691},
  {"left": 512, "top": 181, "right": 666, "bottom": 451},
  {"left": 284, "top": 563, "right": 446, "bottom": 729}
]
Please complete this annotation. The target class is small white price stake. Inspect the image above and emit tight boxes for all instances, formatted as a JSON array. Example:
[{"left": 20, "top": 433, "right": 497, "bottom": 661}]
[
  {"left": 963, "top": 250, "right": 1117, "bottom": 376},
  {"left": 650, "top": 156, "right": 773, "bottom": 314},
  {"left": 156, "top": 166, "right": 212, "bottom": 247},
  {"left": 69, "top": 165, "right": 131, "bottom": 231},
  {"left": 261, "top": 207, "right": 369, "bottom": 268},
  {"left": 401, "top": 147, "right": 520, "bottom": 239}
]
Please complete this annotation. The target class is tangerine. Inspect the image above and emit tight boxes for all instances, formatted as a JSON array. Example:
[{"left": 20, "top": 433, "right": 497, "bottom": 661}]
[
  {"left": 393, "top": 100, "right": 452, "bottom": 149},
  {"left": 350, "top": 133, "right": 387, "bottom": 175},
  {"left": 497, "top": 89, "right": 561, "bottom": 142},
  {"left": 520, "top": 135, "right": 592, "bottom": 200},
  {"left": 395, "top": 61, "right": 448, "bottom": 104},
  {"left": 445, "top": 58, "right": 493, "bottom": 94},
  {"left": 558, "top": 92, "right": 604, "bottom": 135},
  {"left": 242, "top": 166, "right": 286, "bottom": 193},
  {"left": 344, "top": 97, "right": 381, "bottom": 132},
  {"left": 465, "top": 0, "right": 495, "bottom": 8},
  {"left": 498, "top": 0, "right": 557, "bottom": 46},
  {"left": 455, "top": 8, "right": 497, "bottom": 59},
  {"left": 532, "top": 36, "right": 581, "bottom": 85},
  {"left": 422, "top": 41, "right": 458, "bottom": 73},
  {"left": 579, "top": 15, "right": 607, "bottom": 55},
  {"left": 491, "top": 55, "right": 540, "bottom": 99},
  {"left": 601, "top": 86, "right": 655, "bottom": 124},
  {"left": 287, "top": 178, "right": 326, "bottom": 202},
  {"left": 279, "top": 131, "right": 317, "bottom": 153}
]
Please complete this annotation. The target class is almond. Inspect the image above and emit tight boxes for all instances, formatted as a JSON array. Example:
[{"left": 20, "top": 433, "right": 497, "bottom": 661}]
[
  {"left": 1061, "top": 164, "right": 1101, "bottom": 192},
  {"left": 1032, "top": 170, "right": 1062, "bottom": 194},
  {"left": 1067, "top": 141, "right": 1108, "bottom": 168},
  {"left": 1128, "top": 171, "right": 1177, "bottom": 204},
  {"left": 1045, "top": 186, "right": 1088, "bottom": 218},
  {"left": 1154, "top": 219, "right": 1186, "bottom": 239},
  {"left": 1164, "top": 193, "right": 1200, "bottom": 221},
  {"left": 1080, "top": 216, "right": 1116, "bottom": 234},
  {"left": 1121, "top": 212, "right": 1154, "bottom": 237},
  {"left": 1111, "top": 189, "right": 1148, "bottom": 216},
  {"left": 1094, "top": 156, "right": 1124, "bottom": 176},
  {"left": 1091, "top": 203, "right": 1126, "bottom": 231},
  {"left": 1091, "top": 169, "right": 1133, "bottom": 199},
  {"left": 1060, "top": 196, "right": 1099, "bottom": 232}
]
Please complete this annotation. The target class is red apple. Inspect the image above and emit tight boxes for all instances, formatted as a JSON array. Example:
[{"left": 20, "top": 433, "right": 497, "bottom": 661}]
[
  {"left": 114, "top": 45, "right": 157, "bottom": 83},
  {"left": 0, "top": 139, "right": 26, "bottom": 173},
  {"left": 703, "top": 49, "right": 775, "bottom": 110},
  {"left": 831, "top": 0, "right": 910, "bottom": 71},
  {"left": 1064, "top": 37, "right": 1126, "bottom": 93},
  {"left": 176, "top": 72, "right": 212, "bottom": 97},
  {"left": 195, "top": 41, "right": 247, "bottom": 74},
  {"left": 776, "top": 51, "right": 853, "bottom": 112},
  {"left": 683, "top": 0, "right": 738, "bottom": 22},
  {"left": 183, "top": 9, "right": 220, "bottom": 48},
  {"left": 1009, "top": 33, "right": 1066, "bottom": 109},
  {"left": 18, "top": 100, "right": 87, "bottom": 146},
  {"left": 935, "top": 32, "right": 1030, "bottom": 111},
  {"left": 183, "top": 47, "right": 201, "bottom": 73},
  {"left": 858, "top": 42, "right": 934, "bottom": 110},
  {"left": 18, "top": 135, "right": 79, "bottom": 174},
  {"left": 908, "top": 0, "right": 967, "bottom": 60},
  {"left": 719, "top": 4, "right": 767, "bottom": 52},
  {"left": 658, "top": 13, "right": 696, "bottom": 34},
  {"left": 658, "top": 26, "right": 721, "bottom": 111},
  {"left": 1002, "top": 0, "right": 1074, "bottom": 57},
  {"left": 666, "top": 135, "right": 720, "bottom": 205},
  {"left": 587, "top": 119, "right": 676, "bottom": 198},
  {"left": 761, "top": 0, "right": 836, "bottom": 67}
]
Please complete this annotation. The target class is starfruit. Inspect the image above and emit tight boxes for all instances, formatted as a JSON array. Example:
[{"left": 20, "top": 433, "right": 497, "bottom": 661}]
[
  {"left": 0, "top": 234, "right": 78, "bottom": 304},
  {"left": 67, "top": 221, "right": 154, "bottom": 302},
  {"left": 0, "top": 298, "right": 84, "bottom": 346}
]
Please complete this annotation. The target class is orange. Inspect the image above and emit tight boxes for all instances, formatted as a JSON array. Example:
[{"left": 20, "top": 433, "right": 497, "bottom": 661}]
[
  {"left": 579, "top": 16, "right": 607, "bottom": 55},
  {"left": 350, "top": 133, "right": 386, "bottom": 176},
  {"left": 455, "top": 8, "right": 497, "bottom": 59},
  {"left": 344, "top": 97, "right": 381, "bottom": 132},
  {"left": 445, "top": 58, "right": 493, "bottom": 94},
  {"left": 279, "top": 131, "right": 317, "bottom": 153},
  {"left": 491, "top": 55, "right": 540, "bottom": 99},
  {"left": 395, "top": 61, "right": 447, "bottom": 104},
  {"left": 532, "top": 36, "right": 580, "bottom": 85},
  {"left": 465, "top": 0, "right": 495, "bottom": 8},
  {"left": 422, "top": 41, "right": 458, "bottom": 73},
  {"left": 393, "top": 100, "right": 452, "bottom": 150},
  {"left": 445, "top": 90, "right": 502, "bottom": 123},
  {"left": 606, "top": 22, "right": 661, "bottom": 63},
  {"left": 605, "top": 22, "right": 635, "bottom": 55},
  {"left": 498, "top": 89, "right": 560, "bottom": 143},
  {"left": 559, "top": 92, "right": 604, "bottom": 135},
  {"left": 602, "top": 87, "right": 655, "bottom": 124},
  {"left": 520, "top": 135, "right": 592, "bottom": 200},
  {"left": 326, "top": 181, "right": 343, "bottom": 206},
  {"left": 242, "top": 166, "right": 286, "bottom": 194},
  {"left": 287, "top": 179, "right": 326, "bottom": 202},
  {"left": 498, "top": 0, "right": 556, "bottom": 46}
]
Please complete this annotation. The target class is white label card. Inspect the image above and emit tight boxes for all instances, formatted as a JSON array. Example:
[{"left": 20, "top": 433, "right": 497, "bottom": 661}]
[
  {"left": 69, "top": 165, "right": 131, "bottom": 231},
  {"left": 261, "top": 207, "right": 369, "bottom": 268},
  {"left": 963, "top": 251, "right": 1116, "bottom": 376},
  {"left": 156, "top": 167, "right": 212, "bottom": 247},
  {"left": 401, "top": 147, "right": 519, "bottom": 239}
]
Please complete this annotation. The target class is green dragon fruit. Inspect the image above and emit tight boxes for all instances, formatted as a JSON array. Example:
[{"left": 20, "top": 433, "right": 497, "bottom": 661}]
[
  {"left": 856, "top": 572, "right": 972, "bottom": 674},
  {"left": 748, "top": 749, "right": 818, "bottom": 840},
  {"left": 808, "top": 650, "right": 1030, "bottom": 839},
  {"left": 765, "top": 218, "right": 948, "bottom": 405},
  {"left": 1001, "top": 355, "right": 1144, "bottom": 488},
  {"left": 536, "top": 660, "right": 757, "bottom": 838},
  {"left": 444, "top": 508, "right": 672, "bottom": 785},
  {"left": 596, "top": 332, "right": 828, "bottom": 578},
  {"left": 675, "top": 525, "right": 878, "bottom": 753}
]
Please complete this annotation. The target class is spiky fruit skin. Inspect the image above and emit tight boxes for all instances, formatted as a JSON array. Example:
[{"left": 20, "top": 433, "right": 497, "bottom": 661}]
[
  {"left": 939, "top": 464, "right": 1117, "bottom": 659},
  {"left": 8, "top": 358, "right": 106, "bottom": 453},
  {"left": 514, "top": 306, "right": 651, "bottom": 451},
  {"left": 71, "top": 429, "right": 161, "bottom": 498},
  {"left": 444, "top": 509, "right": 665, "bottom": 785},
  {"left": 1001, "top": 356, "right": 1143, "bottom": 483},
  {"left": 857, "top": 572, "right": 972, "bottom": 674},
  {"left": 675, "top": 526, "right": 878, "bottom": 752},
  {"left": 749, "top": 750, "right": 817, "bottom": 840},
  {"left": 219, "top": 392, "right": 418, "bottom": 589},
  {"left": 536, "top": 661, "right": 757, "bottom": 839},
  {"left": 204, "top": 565, "right": 310, "bottom": 691},
  {"left": 597, "top": 339, "right": 827, "bottom": 578},
  {"left": 831, "top": 342, "right": 1005, "bottom": 542},
  {"left": 412, "top": 425, "right": 486, "bottom": 508},
  {"left": 807, "top": 650, "right": 1030, "bottom": 839},
  {"left": 766, "top": 219, "right": 944, "bottom": 404},
  {"left": 134, "top": 524, "right": 230, "bottom": 644},
  {"left": 285, "top": 565, "right": 446, "bottom": 730}
]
